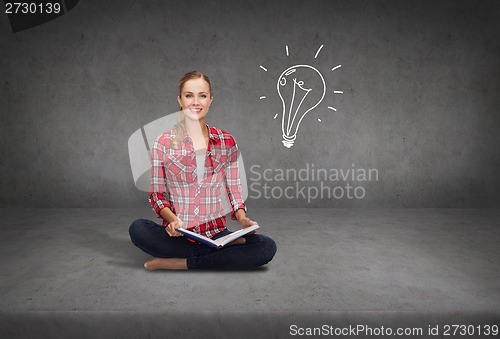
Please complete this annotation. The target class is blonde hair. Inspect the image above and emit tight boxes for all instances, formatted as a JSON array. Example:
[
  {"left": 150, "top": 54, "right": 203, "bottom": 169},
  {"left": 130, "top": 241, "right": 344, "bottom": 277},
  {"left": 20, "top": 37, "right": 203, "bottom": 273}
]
[{"left": 171, "top": 71, "right": 212, "bottom": 149}]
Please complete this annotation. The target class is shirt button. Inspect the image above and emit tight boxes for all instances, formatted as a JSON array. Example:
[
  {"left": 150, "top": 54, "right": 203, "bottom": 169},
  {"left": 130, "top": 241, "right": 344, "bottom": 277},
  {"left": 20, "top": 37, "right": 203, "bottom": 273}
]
[{"left": 194, "top": 207, "right": 199, "bottom": 216}]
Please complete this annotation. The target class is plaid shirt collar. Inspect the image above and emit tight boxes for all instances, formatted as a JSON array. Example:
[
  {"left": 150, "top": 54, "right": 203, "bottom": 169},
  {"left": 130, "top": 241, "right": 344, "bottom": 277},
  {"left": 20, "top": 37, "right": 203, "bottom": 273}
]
[{"left": 178, "top": 123, "right": 220, "bottom": 143}]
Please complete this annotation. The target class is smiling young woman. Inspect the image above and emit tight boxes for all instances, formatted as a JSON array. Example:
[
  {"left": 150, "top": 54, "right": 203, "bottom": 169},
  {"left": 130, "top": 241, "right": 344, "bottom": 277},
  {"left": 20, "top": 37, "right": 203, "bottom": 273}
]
[{"left": 129, "top": 71, "right": 277, "bottom": 270}]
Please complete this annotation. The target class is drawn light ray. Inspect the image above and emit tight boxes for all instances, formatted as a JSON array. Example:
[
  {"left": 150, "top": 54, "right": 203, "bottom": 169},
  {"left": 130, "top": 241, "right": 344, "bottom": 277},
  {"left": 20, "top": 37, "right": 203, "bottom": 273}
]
[{"left": 314, "top": 44, "right": 324, "bottom": 59}]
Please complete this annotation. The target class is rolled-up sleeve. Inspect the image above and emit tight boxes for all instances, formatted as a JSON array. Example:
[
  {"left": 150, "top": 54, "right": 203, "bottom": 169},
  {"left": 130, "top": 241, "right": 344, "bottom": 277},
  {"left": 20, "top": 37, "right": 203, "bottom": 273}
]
[
  {"left": 224, "top": 141, "right": 246, "bottom": 220},
  {"left": 148, "top": 136, "right": 176, "bottom": 220}
]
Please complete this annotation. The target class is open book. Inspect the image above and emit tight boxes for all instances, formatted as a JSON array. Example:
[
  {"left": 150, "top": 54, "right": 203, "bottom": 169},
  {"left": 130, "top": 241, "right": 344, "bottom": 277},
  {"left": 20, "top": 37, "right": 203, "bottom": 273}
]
[{"left": 177, "top": 225, "right": 260, "bottom": 248}]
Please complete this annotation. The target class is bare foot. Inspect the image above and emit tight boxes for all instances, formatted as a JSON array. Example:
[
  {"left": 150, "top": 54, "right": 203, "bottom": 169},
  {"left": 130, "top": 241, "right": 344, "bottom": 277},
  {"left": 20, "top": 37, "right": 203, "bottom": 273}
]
[
  {"left": 227, "top": 237, "right": 246, "bottom": 246},
  {"left": 144, "top": 258, "right": 188, "bottom": 270}
]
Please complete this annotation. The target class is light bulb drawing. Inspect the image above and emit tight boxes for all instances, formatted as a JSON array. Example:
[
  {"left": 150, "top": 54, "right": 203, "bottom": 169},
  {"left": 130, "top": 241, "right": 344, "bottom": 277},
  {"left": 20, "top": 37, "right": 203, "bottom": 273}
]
[
  {"left": 277, "top": 65, "right": 326, "bottom": 148},
  {"left": 260, "top": 44, "right": 343, "bottom": 148}
]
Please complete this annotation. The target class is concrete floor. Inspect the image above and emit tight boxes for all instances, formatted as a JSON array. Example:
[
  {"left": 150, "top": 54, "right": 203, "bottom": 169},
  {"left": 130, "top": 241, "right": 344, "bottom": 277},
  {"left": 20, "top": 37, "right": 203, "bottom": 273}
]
[{"left": 0, "top": 208, "right": 499, "bottom": 338}]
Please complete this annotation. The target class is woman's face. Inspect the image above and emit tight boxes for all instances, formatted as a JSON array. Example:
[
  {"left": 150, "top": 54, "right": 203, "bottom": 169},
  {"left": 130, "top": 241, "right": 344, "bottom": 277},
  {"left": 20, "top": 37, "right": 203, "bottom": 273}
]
[{"left": 177, "top": 78, "right": 213, "bottom": 121}]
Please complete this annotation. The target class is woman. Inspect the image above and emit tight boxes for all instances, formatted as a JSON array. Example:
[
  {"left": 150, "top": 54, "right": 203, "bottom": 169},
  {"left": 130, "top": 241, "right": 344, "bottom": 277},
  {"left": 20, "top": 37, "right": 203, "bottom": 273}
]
[{"left": 129, "top": 71, "right": 277, "bottom": 270}]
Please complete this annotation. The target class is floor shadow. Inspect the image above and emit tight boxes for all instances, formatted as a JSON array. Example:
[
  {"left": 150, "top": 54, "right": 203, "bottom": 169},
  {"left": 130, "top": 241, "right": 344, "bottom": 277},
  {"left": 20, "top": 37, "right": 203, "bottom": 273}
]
[{"left": 71, "top": 220, "right": 272, "bottom": 273}]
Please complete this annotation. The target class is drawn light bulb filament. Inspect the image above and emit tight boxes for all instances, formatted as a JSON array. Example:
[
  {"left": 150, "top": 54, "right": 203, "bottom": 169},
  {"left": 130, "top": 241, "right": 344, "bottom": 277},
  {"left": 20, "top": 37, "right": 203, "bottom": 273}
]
[{"left": 286, "top": 78, "right": 312, "bottom": 136}]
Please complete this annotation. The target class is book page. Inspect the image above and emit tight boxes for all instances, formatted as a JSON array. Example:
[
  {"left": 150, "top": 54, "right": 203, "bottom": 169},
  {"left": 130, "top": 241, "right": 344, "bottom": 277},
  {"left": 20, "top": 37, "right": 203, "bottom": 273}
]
[{"left": 214, "top": 225, "right": 260, "bottom": 247}]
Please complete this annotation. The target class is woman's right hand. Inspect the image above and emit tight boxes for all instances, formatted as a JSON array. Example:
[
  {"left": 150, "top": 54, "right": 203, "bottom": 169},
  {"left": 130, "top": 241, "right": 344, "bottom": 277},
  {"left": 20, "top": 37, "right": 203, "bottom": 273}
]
[{"left": 165, "top": 217, "right": 184, "bottom": 237}]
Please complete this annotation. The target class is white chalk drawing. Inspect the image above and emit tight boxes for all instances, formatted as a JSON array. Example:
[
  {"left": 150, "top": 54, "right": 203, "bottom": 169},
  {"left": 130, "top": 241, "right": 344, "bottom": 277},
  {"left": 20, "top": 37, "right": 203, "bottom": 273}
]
[
  {"left": 314, "top": 44, "right": 324, "bottom": 59},
  {"left": 261, "top": 45, "right": 343, "bottom": 148},
  {"left": 277, "top": 64, "right": 326, "bottom": 148}
]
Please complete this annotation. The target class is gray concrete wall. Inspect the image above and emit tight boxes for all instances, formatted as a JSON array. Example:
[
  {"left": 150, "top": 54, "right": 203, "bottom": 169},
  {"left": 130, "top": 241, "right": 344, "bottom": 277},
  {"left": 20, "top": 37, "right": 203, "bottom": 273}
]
[{"left": 1, "top": 0, "right": 499, "bottom": 208}]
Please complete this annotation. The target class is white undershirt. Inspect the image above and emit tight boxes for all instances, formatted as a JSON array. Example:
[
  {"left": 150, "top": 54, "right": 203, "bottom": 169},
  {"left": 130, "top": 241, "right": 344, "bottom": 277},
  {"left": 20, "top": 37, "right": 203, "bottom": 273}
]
[{"left": 196, "top": 153, "right": 205, "bottom": 185}]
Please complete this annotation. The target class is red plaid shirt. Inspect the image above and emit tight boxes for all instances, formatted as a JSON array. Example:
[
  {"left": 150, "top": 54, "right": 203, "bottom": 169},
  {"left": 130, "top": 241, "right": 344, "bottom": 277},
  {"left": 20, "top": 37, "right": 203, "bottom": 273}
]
[{"left": 148, "top": 124, "right": 246, "bottom": 238}]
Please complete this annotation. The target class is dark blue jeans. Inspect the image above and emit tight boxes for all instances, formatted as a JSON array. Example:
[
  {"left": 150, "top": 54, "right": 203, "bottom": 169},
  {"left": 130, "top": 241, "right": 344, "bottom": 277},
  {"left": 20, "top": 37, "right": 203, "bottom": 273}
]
[{"left": 129, "top": 219, "right": 277, "bottom": 270}]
